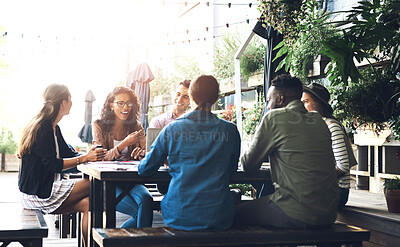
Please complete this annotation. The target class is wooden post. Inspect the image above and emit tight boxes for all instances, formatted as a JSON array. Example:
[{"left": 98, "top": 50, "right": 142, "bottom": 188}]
[{"left": 1, "top": 152, "right": 5, "bottom": 172}]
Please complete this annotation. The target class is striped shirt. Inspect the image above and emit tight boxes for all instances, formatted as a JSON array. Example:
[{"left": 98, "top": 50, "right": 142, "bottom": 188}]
[{"left": 325, "top": 118, "right": 350, "bottom": 189}]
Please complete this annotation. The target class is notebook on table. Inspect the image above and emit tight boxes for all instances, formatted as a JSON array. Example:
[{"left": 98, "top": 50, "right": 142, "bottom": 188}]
[{"left": 146, "top": 127, "right": 163, "bottom": 153}]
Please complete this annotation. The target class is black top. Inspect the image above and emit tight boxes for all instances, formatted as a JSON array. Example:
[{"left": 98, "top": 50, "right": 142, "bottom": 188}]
[{"left": 18, "top": 120, "right": 78, "bottom": 199}]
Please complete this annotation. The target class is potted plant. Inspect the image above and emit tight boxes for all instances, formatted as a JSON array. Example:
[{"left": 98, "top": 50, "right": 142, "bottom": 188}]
[{"left": 383, "top": 177, "right": 400, "bottom": 213}]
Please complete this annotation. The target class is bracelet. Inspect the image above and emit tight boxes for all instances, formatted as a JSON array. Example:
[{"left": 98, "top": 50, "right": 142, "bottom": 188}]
[{"left": 76, "top": 157, "right": 80, "bottom": 165}]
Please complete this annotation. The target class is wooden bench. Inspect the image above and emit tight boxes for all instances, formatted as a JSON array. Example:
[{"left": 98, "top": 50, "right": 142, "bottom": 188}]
[
  {"left": 93, "top": 222, "right": 370, "bottom": 247},
  {"left": 145, "top": 184, "right": 163, "bottom": 211},
  {"left": 336, "top": 189, "right": 400, "bottom": 246},
  {"left": 338, "top": 205, "right": 400, "bottom": 246},
  {"left": 0, "top": 203, "right": 48, "bottom": 247}
]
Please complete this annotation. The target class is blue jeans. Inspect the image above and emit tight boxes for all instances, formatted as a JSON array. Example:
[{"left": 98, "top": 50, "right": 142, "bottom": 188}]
[
  {"left": 235, "top": 196, "right": 331, "bottom": 229},
  {"left": 338, "top": 188, "right": 349, "bottom": 209},
  {"left": 116, "top": 184, "right": 153, "bottom": 228}
]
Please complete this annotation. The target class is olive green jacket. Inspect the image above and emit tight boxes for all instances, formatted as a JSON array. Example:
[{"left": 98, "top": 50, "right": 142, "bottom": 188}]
[{"left": 241, "top": 100, "right": 339, "bottom": 226}]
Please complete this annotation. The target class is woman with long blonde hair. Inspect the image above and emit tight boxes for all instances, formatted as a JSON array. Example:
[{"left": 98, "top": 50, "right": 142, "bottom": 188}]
[{"left": 18, "top": 84, "right": 105, "bottom": 247}]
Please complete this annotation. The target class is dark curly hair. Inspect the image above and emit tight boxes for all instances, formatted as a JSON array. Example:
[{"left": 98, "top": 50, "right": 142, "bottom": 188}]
[
  {"left": 271, "top": 74, "right": 303, "bottom": 100},
  {"left": 95, "top": 87, "right": 140, "bottom": 149}
]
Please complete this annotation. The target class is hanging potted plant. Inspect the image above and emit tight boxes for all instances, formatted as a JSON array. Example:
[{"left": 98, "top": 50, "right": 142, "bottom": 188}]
[
  {"left": 320, "top": 0, "right": 400, "bottom": 142},
  {"left": 259, "top": 0, "right": 400, "bottom": 139},
  {"left": 259, "top": 0, "right": 336, "bottom": 81},
  {"left": 330, "top": 66, "right": 400, "bottom": 145},
  {"left": 383, "top": 177, "right": 400, "bottom": 213}
]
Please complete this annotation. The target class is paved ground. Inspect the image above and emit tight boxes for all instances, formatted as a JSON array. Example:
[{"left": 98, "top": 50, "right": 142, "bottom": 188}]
[{"left": 0, "top": 172, "right": 20, "bottom": 203}]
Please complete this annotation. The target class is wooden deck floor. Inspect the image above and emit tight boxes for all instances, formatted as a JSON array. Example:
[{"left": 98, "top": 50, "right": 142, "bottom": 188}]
[{"left": 1, "top": 172, "right": 398, "bottom": 247}]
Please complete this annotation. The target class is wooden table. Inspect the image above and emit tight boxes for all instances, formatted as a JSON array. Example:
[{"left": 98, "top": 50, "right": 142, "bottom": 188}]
[{"left": 78, "top": 161, "right": 271, "bottom": 247}]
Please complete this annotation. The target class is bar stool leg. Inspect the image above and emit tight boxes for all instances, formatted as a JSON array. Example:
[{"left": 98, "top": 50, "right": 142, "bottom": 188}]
[
  {"left": 77, "top": 212, "right": 82, "bottom": 247},
  {"left": 70, "top": 212, "right": 77, "bottom": 238},
  {"left": 59, "top": 213, "right": 70, "bottom": 238}
]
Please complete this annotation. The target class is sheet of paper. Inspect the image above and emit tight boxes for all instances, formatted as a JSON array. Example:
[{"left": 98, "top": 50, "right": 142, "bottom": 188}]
[{"left": 87, "top": 161, "right": 139, "bottom": 171}]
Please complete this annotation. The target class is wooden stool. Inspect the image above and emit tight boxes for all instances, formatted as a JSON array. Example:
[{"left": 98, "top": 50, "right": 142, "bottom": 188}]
[{"left": 59, "top": 212, "right": 82, "bottom": 247}]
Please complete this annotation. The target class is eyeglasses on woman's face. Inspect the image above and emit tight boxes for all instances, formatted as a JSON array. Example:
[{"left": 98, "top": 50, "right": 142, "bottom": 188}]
[{"left": 114, "top": 101, "right": 134, "bottom": 108}]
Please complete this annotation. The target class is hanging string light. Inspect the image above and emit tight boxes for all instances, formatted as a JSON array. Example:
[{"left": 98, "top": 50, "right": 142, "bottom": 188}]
[
  {"left": 4, "top": 3, "right": 256, "bottom": 49},
  {"left": 168, "top": 18, "right": 255, "bottom": 37},
  {"left": 145, "top": 1, "right": 257, "bottom": 7},
  {"left": 163, "top": 18, "right": 255, "bottom": 46}
]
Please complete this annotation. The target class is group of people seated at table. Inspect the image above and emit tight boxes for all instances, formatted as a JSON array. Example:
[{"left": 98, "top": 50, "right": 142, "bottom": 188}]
[{"left": 17, "top": 73, "right": 356, "bottom": 246}]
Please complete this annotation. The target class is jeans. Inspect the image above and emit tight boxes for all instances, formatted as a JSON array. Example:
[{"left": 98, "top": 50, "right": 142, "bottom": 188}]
[
  {"left": 252, "top": 181, "right": 275, "bottom": 198},
  {"left": 338, "top": 188, "right": 349, "bottom": 209},
  {"left": 116, "top": 184, "right": 153, "bottom": 228},
  {"left": 234, "top": 196, "right": 331, "bottom": 229}
]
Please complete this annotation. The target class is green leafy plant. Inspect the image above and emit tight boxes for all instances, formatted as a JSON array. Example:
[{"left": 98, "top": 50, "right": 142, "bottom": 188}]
[
  {"left": 260, "top": 0, "right": 400, "bottom": 139},
  {"left": 331, "top": 67, "right": 400, "bottom": 133},
  {"left": 240, "top": 42, "right": 265, "bottom": 81},
  {"left": 326, "top": 0, "right": 400, "bottom": 137},
  {"left": 218, "top": 102, "right": 265, "bottom": 140},
  {"left": 265, "top": 0, "right": 336, "bottom": 81},
  {"left": 322, "top": 0, "right": 400, "bottom": 87},
  {"left": 213, "top": 33, "right": 240, "bottom": 80},
  {"left": 0, "top": 127, "right": 18, "bottom": 154},
  {"left": 242, "top": 103, "right": 265, "bottom": 136},
  {"left": 258, "top": 0, "right": 308, "bottom": 46},
  {"left": 213, "top": 32, "right": 265, "bottom": 81},
  {"left": 150, "top": 56, "right": 205, "bottom": 97},
  {"left": 230, "top": 183, "right": 253, "bottom": 197},
  {"left": 389, "top": 116, "right": 400, "bottom": 140},
  {"left": 383, "top": 177, "right": 400, "bottom": 195}
]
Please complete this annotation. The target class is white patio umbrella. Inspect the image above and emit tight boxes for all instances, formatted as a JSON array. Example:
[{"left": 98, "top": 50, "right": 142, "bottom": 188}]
[{"left": 126, "top": 62, "right": 154, "bottom": 132}]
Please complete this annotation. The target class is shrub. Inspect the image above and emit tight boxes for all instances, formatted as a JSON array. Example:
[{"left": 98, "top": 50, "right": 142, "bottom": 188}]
[{"left": 0, "top": 128, "right": 18, "bottom": 154}]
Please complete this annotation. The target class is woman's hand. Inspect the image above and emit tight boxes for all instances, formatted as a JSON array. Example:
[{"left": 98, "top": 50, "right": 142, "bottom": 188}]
[
  {"left": 163, "top": 159, "right": 169, "bottom": 169},
  {"left": 131, "top": 147, "right": 145, "bottom": 160},
  {"left": 122, "top": 129, "right": 144, "bottom": 148},
  {"left": 85, "top": 145, "right": 106, "bottom": 162}
]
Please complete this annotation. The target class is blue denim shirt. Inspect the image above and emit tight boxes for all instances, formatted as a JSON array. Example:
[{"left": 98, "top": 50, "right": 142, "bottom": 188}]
[{"left": 139, "top": 110, "right": 241, "bottom": 231}]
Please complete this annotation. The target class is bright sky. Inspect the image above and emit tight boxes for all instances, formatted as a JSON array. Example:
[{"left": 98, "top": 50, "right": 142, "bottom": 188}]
[
  {"left": 0, "top": 0, "right": 178, "bottom": 146},
  {"left": 0, "top": 0, "right": 260, "bottom": 147}
]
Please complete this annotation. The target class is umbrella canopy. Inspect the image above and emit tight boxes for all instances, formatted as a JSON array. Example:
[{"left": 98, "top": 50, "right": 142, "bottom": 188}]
[
  {"left": 253, "top": 17, "right": 288, "bottom": 118},
  {"left": 78, "top": 90, "right": 96, "bottom": 143},
  {"left": 126, "top": 62, "right": 154, "bottom": 132},
  {"left": 253, "top": 16, "right": 287, "bottom": 103}
]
